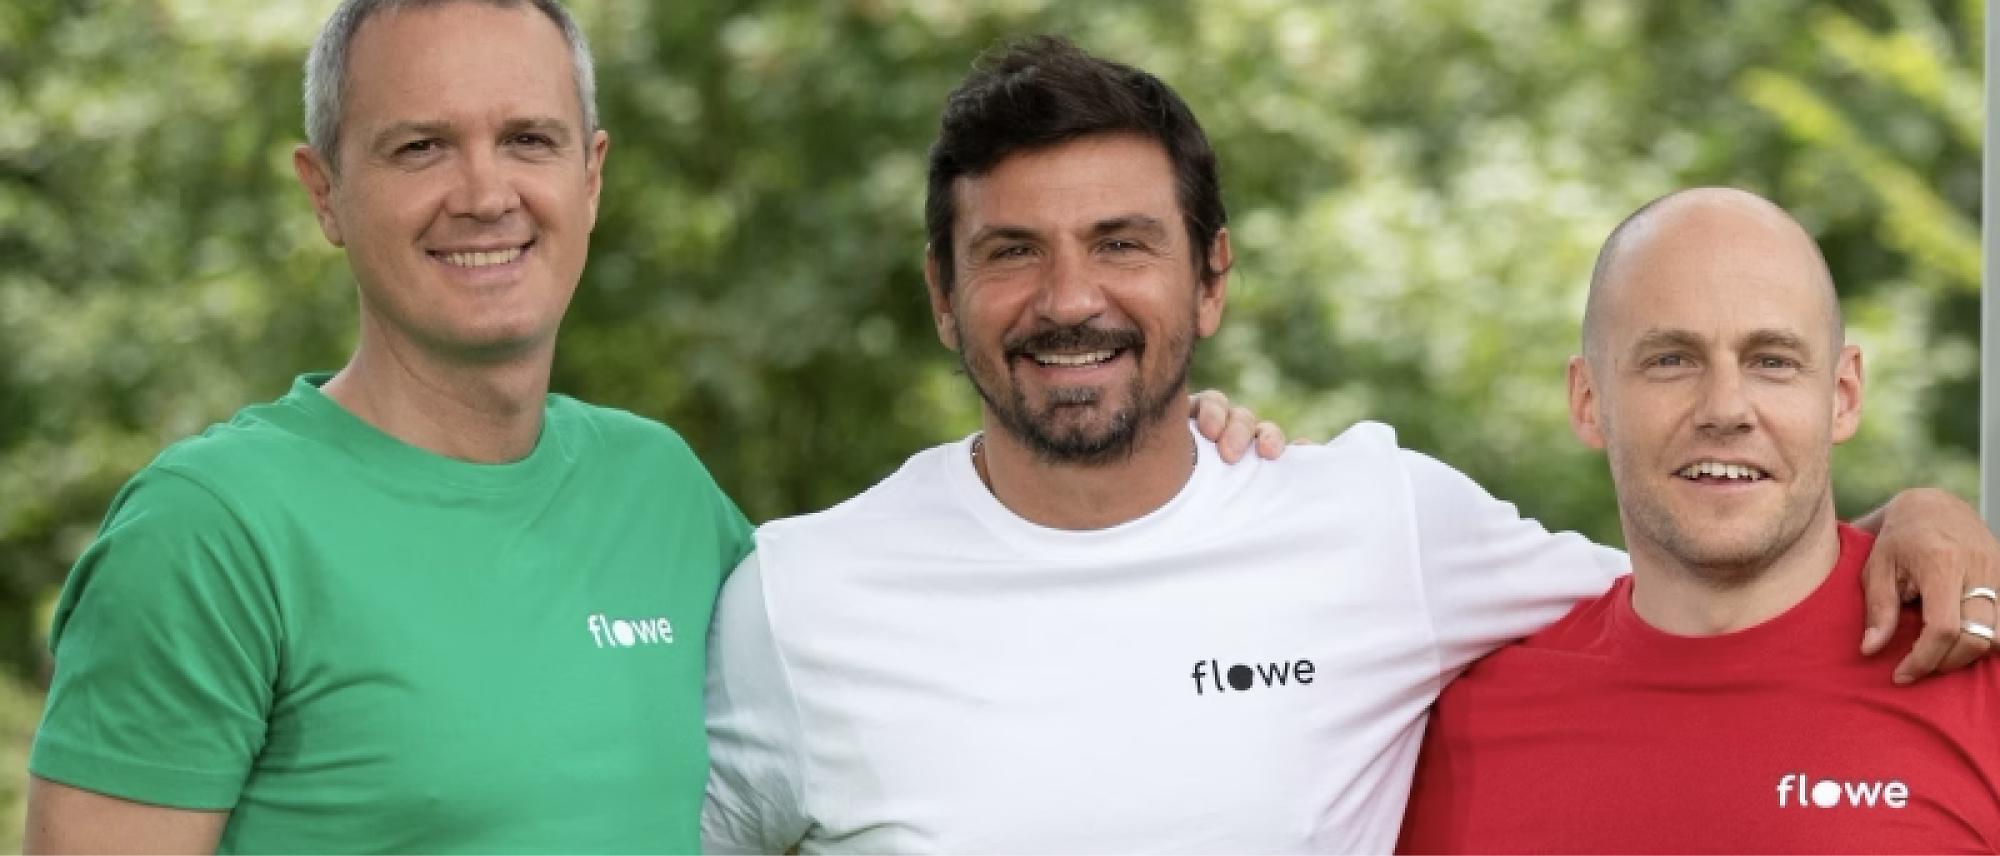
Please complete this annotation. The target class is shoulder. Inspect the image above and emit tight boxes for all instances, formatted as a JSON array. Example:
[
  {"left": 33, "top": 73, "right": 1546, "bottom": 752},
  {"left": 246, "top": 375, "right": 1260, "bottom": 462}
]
[
  {"left": 547, "top": 398, "right": 747, "bottom": 534},
  {"left": 1435, "top": 581, "right": 1624, "bottom": 707},
  {"left": 117, "top": 398, "right": 325, "bottom": 522},
  {"left": 1267, "top": 420, "right": 1408, "bottom": 464},
  {"left": 146, "top": 397, "right": 313, "bottom": 478},
  {"left": 547, "top": 396, "right": 694, "bottom": 452},
  {"left": 1231, "top": 419, "right": 1416, "bottom": 486},
  {"left": 90, "top": 396, "right": 313, "bottom": 551},
  {"left": 97, "top": 463, "right": 250, "bottom": 541},
  {"left": 1326, "top": 419, "right": 1404, "bottom": 453},
  {"left": 544, "top": 396, "right": 721, "bottom": 478},
  {"left": 1518, "top": 577, "right": 1626, "bottom": 650},
  {"left": 1200, "top": 421, "right": 1426, "bottom": 526},
  {"left": 1262, "top": 420, "right": 1425, "bottom": 485}
]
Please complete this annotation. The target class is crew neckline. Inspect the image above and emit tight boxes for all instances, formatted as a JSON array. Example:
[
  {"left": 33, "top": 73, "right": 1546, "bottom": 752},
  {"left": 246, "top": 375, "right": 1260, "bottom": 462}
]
[
  {"left": 266, "top": 372, "right": 572, "bottom": 492},
  {"left": 946, "top": 419, "right": 1221, "bottom": 558},
  {"left": 1607, "top": 523, "right": 1874, "bottom": 666}
]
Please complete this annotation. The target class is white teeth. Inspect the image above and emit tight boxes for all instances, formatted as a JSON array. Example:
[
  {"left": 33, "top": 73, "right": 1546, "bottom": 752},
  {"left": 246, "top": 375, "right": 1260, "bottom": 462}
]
[
  {"left": 439, "top": 246, "right": 524, "bottom": 268},
  {"left": 1032, "top": 350, "right": 1115, "bottom": 367},
  {"left": 1677, "top": 461, "right": 1768, "bottom": 481}
]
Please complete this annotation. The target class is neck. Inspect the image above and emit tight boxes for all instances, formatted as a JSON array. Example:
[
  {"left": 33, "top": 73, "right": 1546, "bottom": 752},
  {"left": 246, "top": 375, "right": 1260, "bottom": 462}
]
[
  {"left": 975, "top": 412, "right": 1197, "bottom": 531},
  {"left": 1626, "top": 505, "right": 1842, "bottom": 636},
  {"left": 321, "top": 328, "right": 554, "bottom": 464}
]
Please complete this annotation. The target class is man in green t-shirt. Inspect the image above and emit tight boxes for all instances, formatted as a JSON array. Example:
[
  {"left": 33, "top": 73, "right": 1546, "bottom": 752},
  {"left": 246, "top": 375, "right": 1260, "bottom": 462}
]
[{"left": 22, "top": 0, "right": 754, "bottom": 852}]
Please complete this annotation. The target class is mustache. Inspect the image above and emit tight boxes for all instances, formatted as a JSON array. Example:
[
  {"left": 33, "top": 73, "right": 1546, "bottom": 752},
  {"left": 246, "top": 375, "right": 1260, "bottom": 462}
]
[{"left": 1002, "top": 323, "right": 1142, "bottom": 358}]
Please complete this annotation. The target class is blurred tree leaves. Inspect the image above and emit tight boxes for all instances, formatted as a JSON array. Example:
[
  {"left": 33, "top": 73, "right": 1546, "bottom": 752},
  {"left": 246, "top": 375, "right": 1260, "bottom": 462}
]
[
  {"left": 1, "top": 0, "right": 357, "bottom": 679},
  {"left": 0, "top": 0, "right": 1982, "bottom": 690},
  {"left": 0, "top": 669, "right": 31, "bottom": 849}
]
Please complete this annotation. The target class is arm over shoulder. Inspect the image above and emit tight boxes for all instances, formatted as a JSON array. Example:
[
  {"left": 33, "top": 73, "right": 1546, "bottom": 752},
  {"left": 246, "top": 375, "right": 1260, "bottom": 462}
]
[{"left": 1401, "top": 449, "right": 1628, "bottom": 678}]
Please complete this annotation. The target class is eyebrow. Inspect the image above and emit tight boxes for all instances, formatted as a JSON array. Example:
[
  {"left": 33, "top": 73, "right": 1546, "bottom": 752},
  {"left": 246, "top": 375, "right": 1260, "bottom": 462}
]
[
  {"left": 1628, "top": 327, "right": 1815, "bottom": 358},
  {"left": 369, "top": 120, "right": 454, "bottom": 153},
  {"left": 965, "top": 225, "right": 1041, "bottom": 250},
  {"left": 499, "top": 117, "right": 575, "bottom": 145},
  {"left": 1087, "top": 214, "right": 1170, "bottom": 240},
  {"left": 1738, "top": 328, "right": 1816, "bottom": 364}
]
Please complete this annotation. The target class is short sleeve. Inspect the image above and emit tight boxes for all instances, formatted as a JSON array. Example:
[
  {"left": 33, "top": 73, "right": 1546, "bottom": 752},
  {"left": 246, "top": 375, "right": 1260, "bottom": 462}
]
[
  {"left": 1402, "top": 449, "right": 1629, "bottom": 679},
  {"left": 703, "top": 549, "right": 810, "bottom": 855},
  {"left": 29, "top": 469, "right": 280, "bottom": 810}
]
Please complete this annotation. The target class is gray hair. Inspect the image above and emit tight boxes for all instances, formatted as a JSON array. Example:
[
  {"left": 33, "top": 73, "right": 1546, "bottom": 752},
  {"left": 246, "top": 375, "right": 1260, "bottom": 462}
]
[{"left": 303, "top": 0, "right": 598, "bottom": 169}]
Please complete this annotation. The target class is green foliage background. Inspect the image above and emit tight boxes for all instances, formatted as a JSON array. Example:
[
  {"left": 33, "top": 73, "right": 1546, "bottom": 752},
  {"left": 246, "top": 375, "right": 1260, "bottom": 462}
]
[{"left": 0, "top": 0, "right": 1982, "bottom": 846}]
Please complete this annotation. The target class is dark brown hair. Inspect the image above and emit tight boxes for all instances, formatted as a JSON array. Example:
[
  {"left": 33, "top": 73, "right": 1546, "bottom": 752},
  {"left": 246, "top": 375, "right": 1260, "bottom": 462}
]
[{"left": 924, "top": 35, "right": 1228, "bottom": 293}]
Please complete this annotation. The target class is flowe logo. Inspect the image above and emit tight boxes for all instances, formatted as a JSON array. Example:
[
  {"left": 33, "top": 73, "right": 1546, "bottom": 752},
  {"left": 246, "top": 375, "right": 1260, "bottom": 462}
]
[
  {"left": 587, "top": 613, "right": 675, "bottom": 648},
  {"left": 1191, "top": 658, "right": 1316, "bottom": 695},
  {"left": 1775, "top": 773, "right": 1909, "bottom": 809}
]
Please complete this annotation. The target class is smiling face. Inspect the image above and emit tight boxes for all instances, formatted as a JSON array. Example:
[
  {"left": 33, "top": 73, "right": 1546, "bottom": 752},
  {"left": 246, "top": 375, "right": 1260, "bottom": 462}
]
[
  {"left": 292, "top": 0, "right": 606, "bottom": 364},
  {"left": 1570, "top": 190, "right": 1862, "bottom": 581},
  {"left": 925, "top": 133, "right": 1229, "bottom": 464}
]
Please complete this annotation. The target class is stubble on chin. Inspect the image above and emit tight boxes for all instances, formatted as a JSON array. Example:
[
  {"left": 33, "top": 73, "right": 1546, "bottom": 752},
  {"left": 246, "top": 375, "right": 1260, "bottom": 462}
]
[{"left": 1620, "top": 485, "right": 1826, "bottom": 589}]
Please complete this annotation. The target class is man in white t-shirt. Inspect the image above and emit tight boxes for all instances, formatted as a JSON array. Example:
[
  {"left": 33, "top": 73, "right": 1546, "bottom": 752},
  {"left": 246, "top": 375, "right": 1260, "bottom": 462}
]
[{"left": 701, "top": 35, "right": 1999, "bottom": 854}]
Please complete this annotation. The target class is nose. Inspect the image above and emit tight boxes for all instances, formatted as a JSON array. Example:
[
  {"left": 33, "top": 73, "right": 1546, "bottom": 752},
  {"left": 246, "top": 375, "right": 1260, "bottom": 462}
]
[
  {"left": 1694, "top": 366, "right": 1757, "bottom": 436},
  {"left": 1034, "top": 244, "right": 1108, "bottom": 325},
  {"left": 446, "top": 147, "right": 520, "bottom": 222}
]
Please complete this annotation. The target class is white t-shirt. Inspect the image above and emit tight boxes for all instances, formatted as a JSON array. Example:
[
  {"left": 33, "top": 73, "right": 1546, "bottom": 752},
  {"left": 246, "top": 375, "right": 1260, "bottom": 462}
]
[{"left": 703, "top": 421, "right": 1626, "bottom": 854}]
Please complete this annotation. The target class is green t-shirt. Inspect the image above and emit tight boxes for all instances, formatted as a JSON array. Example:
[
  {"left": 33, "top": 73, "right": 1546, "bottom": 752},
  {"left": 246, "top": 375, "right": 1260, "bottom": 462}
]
[{"left": 30, "top": 374, "right": 753, "bottom": 854}]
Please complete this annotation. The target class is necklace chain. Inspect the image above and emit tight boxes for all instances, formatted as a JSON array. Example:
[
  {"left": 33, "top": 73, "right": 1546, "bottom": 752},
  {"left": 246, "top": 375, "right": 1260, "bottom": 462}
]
[{"left": 970, "top": 432, "right": 1198, "bottom": 468}]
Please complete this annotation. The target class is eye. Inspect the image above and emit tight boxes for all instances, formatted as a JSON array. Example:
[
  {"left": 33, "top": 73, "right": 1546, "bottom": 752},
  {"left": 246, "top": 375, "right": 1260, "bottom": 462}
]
[
  {"left": 1102, "top": 238, "right": 1142, "bottom": 252},
  {"left": 1752, "top": 355, "right": 1801, "bottom": 371},
  {"left": 989, "top": 245, "right": 1033, "bottom": 261},
  {"left": 1639, "top": 352, "right": 1699, "bottom": 377},
  {"left": 395, "top": 138, "right": 440, "bottom": 155},
  {"left": 509, "top": 132, "right": 558, "bottom": 148}
]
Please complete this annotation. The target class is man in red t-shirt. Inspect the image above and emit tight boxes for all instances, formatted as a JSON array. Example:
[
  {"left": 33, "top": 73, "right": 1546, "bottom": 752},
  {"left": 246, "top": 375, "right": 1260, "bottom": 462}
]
[{"left": 1398, "top": 187, "right": 2000, "bottom": 854}]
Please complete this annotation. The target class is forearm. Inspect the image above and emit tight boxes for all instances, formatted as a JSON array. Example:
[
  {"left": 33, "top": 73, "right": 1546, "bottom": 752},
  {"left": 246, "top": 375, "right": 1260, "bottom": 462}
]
[
  {"left": 1851, "top": 487, "right": 1976, "bottom": 537},
  {"left": 1852, "top": 503, "right": 1886, "bottom": 535}
]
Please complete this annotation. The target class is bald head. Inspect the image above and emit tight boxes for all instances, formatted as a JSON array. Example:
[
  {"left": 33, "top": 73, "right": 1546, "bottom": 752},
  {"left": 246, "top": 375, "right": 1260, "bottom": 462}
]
[
  {"left": 1567, "top": 186, "right": 1865, "bottom": 601},
  {"left": 1583, "top": 187, "right": 1842, "bottom": 368}
]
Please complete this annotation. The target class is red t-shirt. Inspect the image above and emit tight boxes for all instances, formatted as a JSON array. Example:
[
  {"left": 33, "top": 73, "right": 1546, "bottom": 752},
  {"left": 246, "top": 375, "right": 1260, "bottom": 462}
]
[{"left": 1398, "top": 523, "right": 2000, "bottom": 854}]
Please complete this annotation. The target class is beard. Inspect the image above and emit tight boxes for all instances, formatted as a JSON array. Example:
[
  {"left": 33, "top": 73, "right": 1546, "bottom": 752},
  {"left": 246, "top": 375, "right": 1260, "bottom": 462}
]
[{"left": 957, "top": 316, "right": 1194, "bottom": 466}]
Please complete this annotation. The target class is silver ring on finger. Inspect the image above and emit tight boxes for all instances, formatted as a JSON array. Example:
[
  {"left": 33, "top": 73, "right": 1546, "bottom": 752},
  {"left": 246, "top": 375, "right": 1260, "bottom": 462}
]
[
  {"left": 1963, "top": 620, "right": 1996, "bottom": 642},
  {"left": 1964, "top": 586, "right": 1998, "bottom": 604}
]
